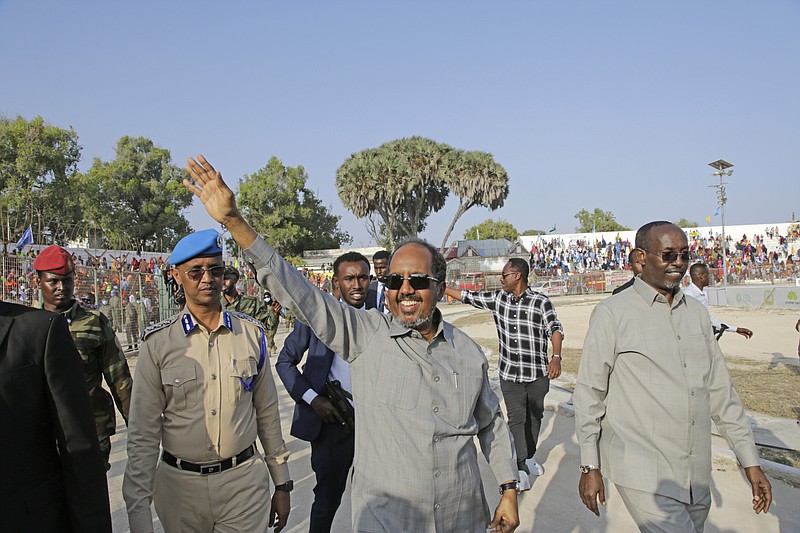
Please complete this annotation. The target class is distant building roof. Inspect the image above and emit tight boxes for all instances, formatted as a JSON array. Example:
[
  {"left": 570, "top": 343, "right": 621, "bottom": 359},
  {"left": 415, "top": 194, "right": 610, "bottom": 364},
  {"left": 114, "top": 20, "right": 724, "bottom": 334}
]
[{"left": 457, "top": 238, "right": 513, "bottom": 258}]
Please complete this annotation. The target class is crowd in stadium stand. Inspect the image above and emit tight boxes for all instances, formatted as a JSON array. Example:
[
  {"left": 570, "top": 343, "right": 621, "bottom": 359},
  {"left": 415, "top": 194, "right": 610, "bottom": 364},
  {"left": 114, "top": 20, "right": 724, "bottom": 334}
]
[{"left": 528, "top": 225, "right": 800, "bottom": 282}]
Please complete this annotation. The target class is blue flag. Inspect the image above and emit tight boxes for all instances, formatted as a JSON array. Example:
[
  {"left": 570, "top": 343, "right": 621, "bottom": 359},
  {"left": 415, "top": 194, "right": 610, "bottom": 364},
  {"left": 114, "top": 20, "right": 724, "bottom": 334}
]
[
  {"left": 549, "top": 224, "right": 557, "bottom": 233},
  {"left": 16, "top": 226, "right": 33, "bottom": 250}
]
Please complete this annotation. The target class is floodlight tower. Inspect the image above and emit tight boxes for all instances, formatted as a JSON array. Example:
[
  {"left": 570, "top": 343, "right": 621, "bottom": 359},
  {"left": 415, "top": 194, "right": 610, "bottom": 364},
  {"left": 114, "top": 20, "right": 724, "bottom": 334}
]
[{"left": 708, "top": 159, "right": 733, "bottom": 286}]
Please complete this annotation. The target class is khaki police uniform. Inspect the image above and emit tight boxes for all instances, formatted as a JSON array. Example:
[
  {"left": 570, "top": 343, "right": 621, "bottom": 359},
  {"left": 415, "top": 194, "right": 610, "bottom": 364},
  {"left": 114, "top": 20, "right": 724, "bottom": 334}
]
[{"left": 123, "top": 309, "right": 290, "bottom": 533}]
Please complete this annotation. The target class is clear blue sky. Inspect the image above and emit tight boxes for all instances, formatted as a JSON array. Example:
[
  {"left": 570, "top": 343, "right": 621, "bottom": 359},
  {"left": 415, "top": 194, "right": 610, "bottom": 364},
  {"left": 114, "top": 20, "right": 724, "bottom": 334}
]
[{"left": 2, "top": 1, "right": 798, "bottom": 248}]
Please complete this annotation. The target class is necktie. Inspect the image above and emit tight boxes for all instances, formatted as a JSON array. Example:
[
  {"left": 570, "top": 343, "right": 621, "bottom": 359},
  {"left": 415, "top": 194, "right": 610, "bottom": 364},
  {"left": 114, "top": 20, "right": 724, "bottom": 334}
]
[{"left": 377, "top": 284, "right": 385, "bottom": 311}]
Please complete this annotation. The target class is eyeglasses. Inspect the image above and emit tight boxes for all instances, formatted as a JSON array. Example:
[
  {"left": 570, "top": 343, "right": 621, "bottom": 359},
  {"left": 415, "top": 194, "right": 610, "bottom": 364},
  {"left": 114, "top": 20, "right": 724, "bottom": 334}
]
[
  {"left": 385, "top": 273, "right": 441, "bottom": 290},
  {"left": 500, "top": 271, "right": 520, "bottom": 279},
  {"left": 180, "top": 265, "right": 225, "bottom": 280},
  {"left": 642, "top": 249, "right": 690, "bottom": 263}
]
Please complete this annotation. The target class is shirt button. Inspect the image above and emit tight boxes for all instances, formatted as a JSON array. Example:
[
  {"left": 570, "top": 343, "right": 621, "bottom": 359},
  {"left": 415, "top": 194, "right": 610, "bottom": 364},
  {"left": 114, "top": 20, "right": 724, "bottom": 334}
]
[
  {"left": 692, "top": 421, "right": 695, "bottom": 426},
  {"left": 174, "top": 378, "right": 180, "bottom": 384},
  {"left": 434, "top": 376, "right": 440, "bottom": 382},
  {"left": 435, "top": 471, "right": 441, "bottom": 478},
  {"left": 209, "top": 341, "right": 214, "bottom": 347},
  {"left": 211, "top": 373, "right": 217, "bottom": 380},
  {"left": 433, "top": 436, "right": 440, "bottom": 443},
  {"left": 434, "top": 503, "right": 440, "bottom": 510},
  {"left": 691, "top": 391, "right": 695, "bottom": 396},
  {"left": 683, "top": 363, "right": 687, "bottom": 368},
  {"left": 433, "top": 406, "right": 439, "bottom": 413},
  {"left": 211, "top": 409, "right": 217, "bottom": 416},
  {"left": 207, "top": 444, "right": 214, "bottom": 451}
]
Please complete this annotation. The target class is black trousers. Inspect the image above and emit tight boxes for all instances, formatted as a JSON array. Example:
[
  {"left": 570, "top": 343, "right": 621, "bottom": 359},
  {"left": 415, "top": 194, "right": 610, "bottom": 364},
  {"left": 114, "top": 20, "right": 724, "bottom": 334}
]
[
  {"left": 500, "top": 377, "right": 549, "bottom": 472},
  {"left": 309, "top": 420, "right": 355, "bottom": 533}
]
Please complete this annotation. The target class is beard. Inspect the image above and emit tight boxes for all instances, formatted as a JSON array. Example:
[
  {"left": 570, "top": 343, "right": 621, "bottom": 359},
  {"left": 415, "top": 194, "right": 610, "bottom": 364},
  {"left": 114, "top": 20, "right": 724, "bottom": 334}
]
[{"left": 396, "top": 296, "right": 436, "bottom": 329}]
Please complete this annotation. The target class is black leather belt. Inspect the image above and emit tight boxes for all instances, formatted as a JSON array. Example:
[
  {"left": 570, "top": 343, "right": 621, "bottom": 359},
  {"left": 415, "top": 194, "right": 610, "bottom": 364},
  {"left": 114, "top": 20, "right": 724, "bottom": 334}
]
[{"left": 161, "top": 444, "right": 255, "bottom": 475}]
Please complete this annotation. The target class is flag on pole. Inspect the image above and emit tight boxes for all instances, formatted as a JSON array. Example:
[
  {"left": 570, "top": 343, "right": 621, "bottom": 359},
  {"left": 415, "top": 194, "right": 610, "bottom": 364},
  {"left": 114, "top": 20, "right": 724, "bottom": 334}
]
[
  {"left": 713, "top": 206, "right": 721, "bottom": 216},
  {"left": 549, "top": 224, "right": 556, "bottom": 233},
  {"left": 705, "top": 215, "right": 711, "bottom": 224},
  {"left": 16, "top": 226, "right": 33, "bottom": 250}
]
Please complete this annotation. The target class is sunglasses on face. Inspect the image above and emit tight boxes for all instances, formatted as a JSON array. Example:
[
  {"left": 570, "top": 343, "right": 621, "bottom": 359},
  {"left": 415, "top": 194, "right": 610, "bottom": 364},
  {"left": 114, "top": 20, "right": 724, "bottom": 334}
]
[
  {"left": 180, "top": 265, "right": 225, "bottom": 280},
  {"left": 385, "top": 273, "right": 441, "bottom": 290},
  {"left": 642, "top": 249, "right": 690, "bottom": 263}
]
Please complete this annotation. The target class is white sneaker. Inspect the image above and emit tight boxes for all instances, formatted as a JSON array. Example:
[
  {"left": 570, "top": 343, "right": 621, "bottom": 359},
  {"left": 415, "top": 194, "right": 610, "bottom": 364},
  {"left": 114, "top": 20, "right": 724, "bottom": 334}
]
[
  {"left": 517, "top": 470, "right": 532, "bottom": 492},
  {"left": 526, "top": 458, "right": 544, "bottom": 476}
]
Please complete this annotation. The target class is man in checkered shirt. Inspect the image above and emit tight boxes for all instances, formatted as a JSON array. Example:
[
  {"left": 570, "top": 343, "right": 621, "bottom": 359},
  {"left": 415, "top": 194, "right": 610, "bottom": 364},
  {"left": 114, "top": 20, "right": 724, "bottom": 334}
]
[{"left": 446, "top": 257, "right": 563, "bottom": 490}]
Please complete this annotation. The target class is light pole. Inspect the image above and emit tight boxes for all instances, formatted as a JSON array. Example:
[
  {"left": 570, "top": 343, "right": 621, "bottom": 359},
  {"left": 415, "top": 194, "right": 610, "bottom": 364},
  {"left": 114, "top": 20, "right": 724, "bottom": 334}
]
[{"left": 708, "top": 159, "right": 733, "bottom": 286}]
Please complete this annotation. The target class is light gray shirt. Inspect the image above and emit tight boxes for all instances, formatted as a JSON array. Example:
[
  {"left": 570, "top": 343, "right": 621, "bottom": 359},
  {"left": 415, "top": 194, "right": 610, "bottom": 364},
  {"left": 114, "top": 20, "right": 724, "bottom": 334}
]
[
  {"left": 574, "top": 277, "right": 759, "bottom": 504},
  {"left": 244, "top": 236, "right": 517, "bottom": 532}
]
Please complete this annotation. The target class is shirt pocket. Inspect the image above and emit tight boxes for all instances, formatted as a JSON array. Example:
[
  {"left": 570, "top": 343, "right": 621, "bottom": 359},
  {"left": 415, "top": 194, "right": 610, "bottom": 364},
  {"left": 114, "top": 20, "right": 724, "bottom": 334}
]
[
  {"left": 228, "top": 358, "right": 258, "bottom": 405},
  {"left": 161, "top": 365, "right": 198, "bottom": 410},
  {"left": 375, "top": 355, "right": 420, "bottom": 410},
  {"left": 439, "top": 371, "right": 483, "bottom": 428}
]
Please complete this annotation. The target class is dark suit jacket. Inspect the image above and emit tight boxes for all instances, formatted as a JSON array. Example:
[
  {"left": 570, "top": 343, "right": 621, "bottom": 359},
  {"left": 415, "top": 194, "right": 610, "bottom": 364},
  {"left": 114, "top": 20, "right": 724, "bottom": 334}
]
[
  {"left": 0, "top": 301, "right": 112, "bottom": 532},
  {"left": 275, "top": 299, "right": 374, "bottom": 442},
  {"left": 366, "top": 279, "right": 386, "bottom": 313}
]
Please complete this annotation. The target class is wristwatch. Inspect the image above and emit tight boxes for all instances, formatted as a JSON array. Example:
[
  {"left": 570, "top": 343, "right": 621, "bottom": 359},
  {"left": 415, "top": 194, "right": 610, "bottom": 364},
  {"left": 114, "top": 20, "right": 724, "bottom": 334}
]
[
  {"left": 499, "top": 481, "right": 520, "bottom": 494},
  {"left": 579, "top": 465, "right": 599, "bottom": 474},
  {"left": 551, "top": 354, "right": 562, "bottom": 359},
  {"left": 275, "top": 480, "right": 294, "bottom": 492}
]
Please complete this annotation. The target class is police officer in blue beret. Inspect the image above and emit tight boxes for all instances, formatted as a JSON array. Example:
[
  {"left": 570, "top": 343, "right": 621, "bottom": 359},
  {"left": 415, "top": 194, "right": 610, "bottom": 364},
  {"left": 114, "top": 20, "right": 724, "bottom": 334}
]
[{"left": 123, "top": 229, "right": 293, "bottom": 533}]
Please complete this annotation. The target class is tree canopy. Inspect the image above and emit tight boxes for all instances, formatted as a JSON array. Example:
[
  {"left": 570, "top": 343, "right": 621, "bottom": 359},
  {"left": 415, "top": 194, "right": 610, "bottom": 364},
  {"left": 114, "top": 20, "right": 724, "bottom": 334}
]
[
  {"left": 336, "top": 136, "right": 508, "bottom": 249},
  {"left": 237, "top": 156, "right": 351, "bottom": 256},
  {"left": 78, "top": 136, "right": 193, "bottom": 250},
  {"left": 464, "top": 219, "right": 519, "bottom": 241},
  {"left": 0, "top": 115, "right": 82, "bottom": 245},
  {"left": 574, "top": 208, "right": 631, "bottom": 233},
  {"left": 674, "top": 217, "right": 699, "bottom": 228}
]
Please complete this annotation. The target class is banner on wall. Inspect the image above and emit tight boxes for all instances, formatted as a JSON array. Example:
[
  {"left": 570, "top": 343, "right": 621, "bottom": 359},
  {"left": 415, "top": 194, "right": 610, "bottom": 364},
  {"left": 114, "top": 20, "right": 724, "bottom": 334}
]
[{"left": 707, "top": 286, "right": 800, "bottom": 310}]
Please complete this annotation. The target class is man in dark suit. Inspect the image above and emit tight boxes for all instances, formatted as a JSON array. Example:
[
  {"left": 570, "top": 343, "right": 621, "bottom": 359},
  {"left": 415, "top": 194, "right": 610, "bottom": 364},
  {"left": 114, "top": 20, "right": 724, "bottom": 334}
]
[
  {"left": 0, "top": 300, "right": 112, "bottom": 532},
  {"left": 366, "top": 249, "right": 390, "bottom": 313},
  {"left": 276, "top": 251, "right": 374, "bottom": 532}
]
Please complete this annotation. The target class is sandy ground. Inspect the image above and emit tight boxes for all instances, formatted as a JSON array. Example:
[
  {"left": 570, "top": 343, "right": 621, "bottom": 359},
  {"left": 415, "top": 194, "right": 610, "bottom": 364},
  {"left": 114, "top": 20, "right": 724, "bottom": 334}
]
[{"left": 457, "top": 292, "right": 800, "bottom": 366}]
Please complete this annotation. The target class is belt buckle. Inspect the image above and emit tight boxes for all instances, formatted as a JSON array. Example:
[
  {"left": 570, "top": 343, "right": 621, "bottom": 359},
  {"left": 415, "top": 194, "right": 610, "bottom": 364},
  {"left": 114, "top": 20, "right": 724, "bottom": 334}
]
[{"left": 200, "top": 463, "right": 222, "bottom": 475}]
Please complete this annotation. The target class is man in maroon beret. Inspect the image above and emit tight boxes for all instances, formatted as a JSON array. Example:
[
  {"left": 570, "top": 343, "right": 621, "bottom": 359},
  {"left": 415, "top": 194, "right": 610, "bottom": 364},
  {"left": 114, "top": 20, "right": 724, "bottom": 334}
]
[{"left": 35, "top": 244, "right": 133, "bottom": 470}]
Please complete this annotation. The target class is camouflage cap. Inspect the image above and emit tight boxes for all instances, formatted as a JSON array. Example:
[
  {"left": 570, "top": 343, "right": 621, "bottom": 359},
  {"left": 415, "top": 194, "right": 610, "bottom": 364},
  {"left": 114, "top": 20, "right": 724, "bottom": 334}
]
[{"left": 224, "top": 266, "right": 240, "bottom": 279}]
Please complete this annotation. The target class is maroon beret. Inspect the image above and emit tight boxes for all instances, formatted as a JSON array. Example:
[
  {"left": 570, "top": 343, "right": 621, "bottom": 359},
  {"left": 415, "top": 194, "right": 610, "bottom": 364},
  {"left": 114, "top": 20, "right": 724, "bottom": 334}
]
[{"left": 33, "top": 245, "right": 75, "bottom": 275}]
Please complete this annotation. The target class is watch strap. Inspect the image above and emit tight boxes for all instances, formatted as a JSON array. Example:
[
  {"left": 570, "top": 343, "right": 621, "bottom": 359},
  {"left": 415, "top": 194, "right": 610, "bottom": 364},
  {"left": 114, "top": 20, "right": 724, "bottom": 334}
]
[
  {"left": 499, "top": 481, "right": 519, "bottom": 494},
  {"left": 275, "top": 480, "right": 294, "bottom": 492}
]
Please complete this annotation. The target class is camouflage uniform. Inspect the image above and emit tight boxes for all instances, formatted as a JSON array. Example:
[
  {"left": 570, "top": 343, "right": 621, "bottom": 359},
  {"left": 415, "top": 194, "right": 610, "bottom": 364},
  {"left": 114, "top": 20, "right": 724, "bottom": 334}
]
[
  {"left": 263, "top": 306, "right": 281, "bottom": 356},
  {"left": 222, "top": 292, "right": 282, "bottom": 354},
  {"left": 221, "top": 292, "right": 270, "bottom": 326},
  {"left": 60, "top": 299, "right": 133, "bottom": 469}
]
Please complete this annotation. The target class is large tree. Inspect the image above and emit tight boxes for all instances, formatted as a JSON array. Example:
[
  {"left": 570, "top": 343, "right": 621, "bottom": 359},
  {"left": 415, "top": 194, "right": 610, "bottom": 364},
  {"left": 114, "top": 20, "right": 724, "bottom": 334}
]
[
  {"left": 0, "top": 115, "right": 83, "bottom": 246},
  {"left": 675, "top": 217, "right": 699, "bottom": 228},
  {"left": 79, "top": 136, "right": 193, "bottom": 250},
  {"left": 336, "top": 136, "right": 508, "bottom": 249},
  {"left": 574, "top": 208, "right": 631, "bottom": 233},
  {"left": 237, "top": 156, "right": 351, "bottom": 256},
  {"left": 464, "top": 219, "right": 519, "bottom": 241},
  {"left": 439, "top": 150, "right": 509, "bottom": 248}
]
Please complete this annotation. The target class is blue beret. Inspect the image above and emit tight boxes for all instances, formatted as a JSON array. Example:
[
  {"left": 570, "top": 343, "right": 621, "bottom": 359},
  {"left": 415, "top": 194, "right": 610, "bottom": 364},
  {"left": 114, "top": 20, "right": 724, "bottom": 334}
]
[{"left": 169, "top": 229, "right": 223, "bottom": 266}]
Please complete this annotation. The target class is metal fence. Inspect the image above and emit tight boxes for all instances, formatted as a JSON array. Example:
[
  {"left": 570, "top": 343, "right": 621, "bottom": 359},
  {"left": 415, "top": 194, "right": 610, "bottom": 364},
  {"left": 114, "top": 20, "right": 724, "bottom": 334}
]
[{"left": 1, "top": 255, "right": 270, "bottom": 349}]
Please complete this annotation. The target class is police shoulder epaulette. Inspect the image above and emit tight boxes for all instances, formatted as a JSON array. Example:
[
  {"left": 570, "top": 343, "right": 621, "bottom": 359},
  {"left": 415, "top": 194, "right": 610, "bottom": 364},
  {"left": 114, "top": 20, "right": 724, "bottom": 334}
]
[
  {"left": 141, "top": 315, "right": 179, "bottom": 340},
  {"left": 228, "top": 310, "right": 265, "bottom": 330}
]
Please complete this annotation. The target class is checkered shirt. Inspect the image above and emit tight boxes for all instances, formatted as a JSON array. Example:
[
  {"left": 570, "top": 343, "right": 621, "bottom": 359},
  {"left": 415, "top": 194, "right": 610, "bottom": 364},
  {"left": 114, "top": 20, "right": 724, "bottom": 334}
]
[{"left": 461, "top": 286, "right": 563, "bottom": 382}]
